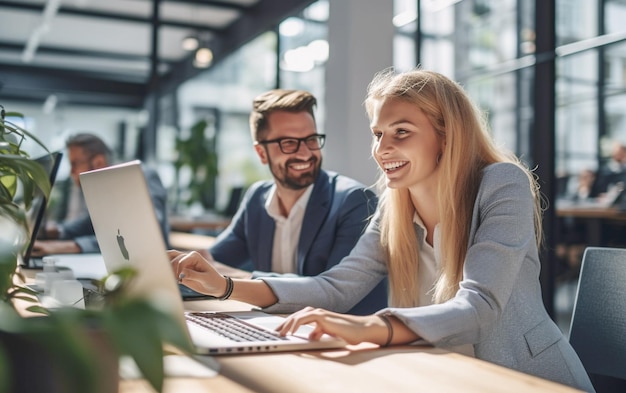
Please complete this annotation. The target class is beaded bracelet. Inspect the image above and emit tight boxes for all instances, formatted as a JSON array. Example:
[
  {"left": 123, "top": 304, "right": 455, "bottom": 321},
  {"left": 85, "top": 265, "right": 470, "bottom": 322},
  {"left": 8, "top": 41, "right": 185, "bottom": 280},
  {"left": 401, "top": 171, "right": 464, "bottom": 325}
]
[
  {"left": 378, "top": 314, "right": 394, "bottom": 347},
  {"left": 217, "top": 276, "right": 234, "bottom": 301}
]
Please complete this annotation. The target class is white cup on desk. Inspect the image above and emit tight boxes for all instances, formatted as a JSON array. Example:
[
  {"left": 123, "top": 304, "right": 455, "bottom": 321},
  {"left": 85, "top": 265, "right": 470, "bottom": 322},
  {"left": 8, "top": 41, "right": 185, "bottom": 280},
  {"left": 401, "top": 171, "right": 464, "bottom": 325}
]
[
  {"left": 42, "top": 256, "right": 59, "bottom": 272},
  {"left": 50, "top": 279, "right": 85, "bottom": 309},
  {"left": 41, "top": 271, "right": 62, "bottom": 295},
  {"left": 35, "top": 270, "right": 75, "bottom": 295}
]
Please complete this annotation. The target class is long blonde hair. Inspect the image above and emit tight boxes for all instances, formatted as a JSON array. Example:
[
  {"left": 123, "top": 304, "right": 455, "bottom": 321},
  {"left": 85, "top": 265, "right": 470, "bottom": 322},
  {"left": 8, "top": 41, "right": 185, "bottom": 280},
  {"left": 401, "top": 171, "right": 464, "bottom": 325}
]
[{"left": 364, "top": 68, "right": 543, "bottom": 307}]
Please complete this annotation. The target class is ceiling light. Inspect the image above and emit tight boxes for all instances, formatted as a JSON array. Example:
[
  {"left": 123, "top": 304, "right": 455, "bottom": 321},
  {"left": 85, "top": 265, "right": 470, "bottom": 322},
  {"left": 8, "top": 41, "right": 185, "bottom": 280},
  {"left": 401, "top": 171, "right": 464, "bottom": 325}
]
[
  {"left": 279, "top": 18, "right": 304, "bottom": 37},
  {"left": 182, "top": 35, "right": 199, "bottom": 51},
  {"left": 307, "top": 40, "right": 329, "bottom": 63},
  {"left": 423, "top": 0, "right": 462, "bottom": 12},
  {"left": 281, "top": 47, "right": 314, "bottom": 72},
  {"left": 393, "top": 10, "right": 417, "bottom": 27},
  {"left": 304, "top": 1, "right": 329, "bottom": 22},
  {"left": 193, "top": 47, "right": 213, "bottom": 68},
  {"left": 42, "top": 94, "right": 57, "bottom": 114},
  {"left": 22, "top": 0, "right": 62, "bottom": 63}
]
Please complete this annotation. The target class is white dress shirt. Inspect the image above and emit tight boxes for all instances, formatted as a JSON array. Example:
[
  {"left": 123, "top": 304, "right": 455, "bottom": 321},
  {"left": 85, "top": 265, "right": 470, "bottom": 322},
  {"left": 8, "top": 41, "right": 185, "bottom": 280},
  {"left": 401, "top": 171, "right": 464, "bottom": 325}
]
[
  {"left": 265, "top": 185, "right": 314, "bottom": 274},
  {"left": 413, "top": 212, "right": 474, "bottom": 357},
  {"left": 412, "top": 212, "right": 439, "bottom": 306}
]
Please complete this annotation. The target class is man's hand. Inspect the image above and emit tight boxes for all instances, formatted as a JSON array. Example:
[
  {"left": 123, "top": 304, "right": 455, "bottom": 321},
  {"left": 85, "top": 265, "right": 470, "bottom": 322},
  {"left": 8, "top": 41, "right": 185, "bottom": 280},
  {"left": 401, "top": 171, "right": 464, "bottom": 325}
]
[
  {"left": 32, "top": 240, "right": 81, "bottom": 256},
  {"left": 42, "top": 222, "right": 61, "bottom": 239}
]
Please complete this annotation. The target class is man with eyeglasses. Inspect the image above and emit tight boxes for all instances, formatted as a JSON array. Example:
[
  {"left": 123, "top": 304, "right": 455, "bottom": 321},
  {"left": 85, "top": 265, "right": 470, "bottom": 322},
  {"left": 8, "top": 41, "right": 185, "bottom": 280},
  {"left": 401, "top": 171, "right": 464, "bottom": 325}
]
[
  {"left": 200, "top": 89, "right": 386, "bottom": 315},
  {"left": 32, "top": 133, "right": 169, "bottom": 255}
]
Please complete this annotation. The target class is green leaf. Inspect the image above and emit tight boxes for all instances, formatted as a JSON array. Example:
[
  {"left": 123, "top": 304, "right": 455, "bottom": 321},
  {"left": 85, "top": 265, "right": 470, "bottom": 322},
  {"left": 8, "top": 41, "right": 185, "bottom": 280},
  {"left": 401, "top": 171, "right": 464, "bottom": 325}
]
[
  {"left": 103, "top": 300, "right": 165, "bottom": 392},
  {"left": 0, "top": 114, "right": 49, "bottom": 155},
  {"left": 24, "top": 305, "right": 50, "bottom": 315},
  {"left": 0, "top": 302, "right": 21, "bottom": 331},
  {"left": 0, "top": 241, "right": 20, "bottom": 302}
]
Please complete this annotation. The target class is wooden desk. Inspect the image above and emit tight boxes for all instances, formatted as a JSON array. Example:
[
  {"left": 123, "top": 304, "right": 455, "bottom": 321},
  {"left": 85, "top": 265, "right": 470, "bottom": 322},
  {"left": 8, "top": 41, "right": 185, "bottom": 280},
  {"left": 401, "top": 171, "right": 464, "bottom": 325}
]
[
  {"left": 169, "top": 231, "right": 216, "bottom": 251},
  {"left": 556, "top": 205, "right": 626, "bottom": 220},
  {"left": 117, "top": 299, "right": 582, "bottom": 393},
  {"left": 169, "top": 214, "right": 231, "bottom": 233},
  {"left": 556, "top": 201, "right": 626, "bottom": 245},
  {"left": 17, "top": 270, "right": 582, "bottom": 393},
  {"left": 217, "top": 345, "right": 580, "bottom": 393},
  {"left": 119, "top": 343, "right": 581, "bottom": 393}
]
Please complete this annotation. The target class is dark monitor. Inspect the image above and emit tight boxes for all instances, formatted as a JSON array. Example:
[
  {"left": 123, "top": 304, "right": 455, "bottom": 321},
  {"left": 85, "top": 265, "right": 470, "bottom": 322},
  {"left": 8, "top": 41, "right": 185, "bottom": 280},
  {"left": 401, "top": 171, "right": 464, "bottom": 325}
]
[{"left": 21, "top": 151, "right": 63, "bottom": 268}]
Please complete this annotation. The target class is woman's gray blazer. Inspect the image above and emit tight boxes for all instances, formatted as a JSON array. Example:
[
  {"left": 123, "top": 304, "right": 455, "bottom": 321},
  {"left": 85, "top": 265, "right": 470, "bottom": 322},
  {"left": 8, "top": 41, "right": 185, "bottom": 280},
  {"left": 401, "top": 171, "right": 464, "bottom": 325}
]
[{"left": 262, "top": 162, "right": 594, "bottom": 392}]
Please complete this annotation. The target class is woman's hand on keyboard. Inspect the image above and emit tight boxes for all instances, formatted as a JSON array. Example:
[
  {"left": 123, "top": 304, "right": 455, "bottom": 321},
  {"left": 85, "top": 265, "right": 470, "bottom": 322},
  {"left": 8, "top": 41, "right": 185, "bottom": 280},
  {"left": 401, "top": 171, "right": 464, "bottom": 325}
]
[
  {"left": 276, "top": 306, "right": 419, "bottom": 347},
  {"left": 275, "top": 307, "right": 386, "bottom": 345}
]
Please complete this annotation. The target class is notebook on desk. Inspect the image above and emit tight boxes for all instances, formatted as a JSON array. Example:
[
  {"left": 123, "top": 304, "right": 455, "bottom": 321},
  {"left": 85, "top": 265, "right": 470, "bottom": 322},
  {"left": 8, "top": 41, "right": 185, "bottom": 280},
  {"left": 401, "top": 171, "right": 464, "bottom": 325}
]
[{"left": 79, "top": 160, "right": 346, "bottom": 355}]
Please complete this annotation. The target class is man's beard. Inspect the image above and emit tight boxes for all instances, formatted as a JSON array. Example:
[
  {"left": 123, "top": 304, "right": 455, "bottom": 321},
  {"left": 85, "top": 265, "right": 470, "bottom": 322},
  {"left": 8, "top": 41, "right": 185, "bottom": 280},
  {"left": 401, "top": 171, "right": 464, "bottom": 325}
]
[{"left": 268, "top": 156, "right": 321, "bottom": 190}]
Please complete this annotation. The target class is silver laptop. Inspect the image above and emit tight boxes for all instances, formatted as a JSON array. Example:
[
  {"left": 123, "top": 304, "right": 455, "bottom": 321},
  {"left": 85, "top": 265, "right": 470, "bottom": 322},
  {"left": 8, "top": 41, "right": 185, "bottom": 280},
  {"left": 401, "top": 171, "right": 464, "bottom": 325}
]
[{"left": 79, "top": 160, "right": 346, "bottom": 355}]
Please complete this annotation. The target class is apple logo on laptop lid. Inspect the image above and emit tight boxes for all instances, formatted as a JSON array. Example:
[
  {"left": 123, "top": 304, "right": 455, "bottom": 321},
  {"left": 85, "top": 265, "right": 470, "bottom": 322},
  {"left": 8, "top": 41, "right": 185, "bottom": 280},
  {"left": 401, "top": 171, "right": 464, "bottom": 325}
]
[{"left": 117, "top": 229, "right": 130, "bottom": 260}]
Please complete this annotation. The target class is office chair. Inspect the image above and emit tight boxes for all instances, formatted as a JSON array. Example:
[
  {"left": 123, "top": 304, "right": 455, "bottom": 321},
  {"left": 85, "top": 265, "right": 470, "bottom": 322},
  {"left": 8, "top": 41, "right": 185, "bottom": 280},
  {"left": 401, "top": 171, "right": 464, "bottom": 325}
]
[
  {"left": 569, "top": 247, "right": 626, "bottom": 392},
  {"left": 222, "top": 186, "right": 244, "bottom": 217}
]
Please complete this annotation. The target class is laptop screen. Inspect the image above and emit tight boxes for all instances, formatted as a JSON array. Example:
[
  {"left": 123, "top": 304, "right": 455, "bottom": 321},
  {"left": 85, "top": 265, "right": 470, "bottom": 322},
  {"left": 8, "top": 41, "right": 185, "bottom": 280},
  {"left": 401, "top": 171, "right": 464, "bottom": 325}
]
[{"left": 21, "top": 151, "right": 63, "bottom": 267}]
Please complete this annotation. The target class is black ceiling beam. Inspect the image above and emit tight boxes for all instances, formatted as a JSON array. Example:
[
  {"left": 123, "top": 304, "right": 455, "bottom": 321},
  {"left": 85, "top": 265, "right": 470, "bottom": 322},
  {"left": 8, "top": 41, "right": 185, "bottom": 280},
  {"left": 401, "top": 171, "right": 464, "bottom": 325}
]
[
  {"left": 0, "top": 64, "right": 147, "bottom": 90},
  {"left": 159, "top": 0, "right": 316, "bottom": 94},
  {"left": 0, "top": 64, "right": 146, "bottom": 108},
  {"left": 0, "top": 61, "right": 148, "bottom": 86},
  {"left": 0, "top": 42, "right": 151, "bottom": 64},
  {"left": 0, "top": 91, "right": 143, "bottom": 109},
  {"left": 149, "top": 0, "right": 247, "bottom": 11}
]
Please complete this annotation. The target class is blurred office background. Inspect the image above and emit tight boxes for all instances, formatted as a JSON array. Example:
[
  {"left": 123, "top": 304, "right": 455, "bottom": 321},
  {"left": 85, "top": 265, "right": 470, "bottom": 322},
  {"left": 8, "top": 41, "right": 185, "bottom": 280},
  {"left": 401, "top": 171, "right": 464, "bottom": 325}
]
[{"left": 2, "top": 0, "right": 626, "bottom": 331}]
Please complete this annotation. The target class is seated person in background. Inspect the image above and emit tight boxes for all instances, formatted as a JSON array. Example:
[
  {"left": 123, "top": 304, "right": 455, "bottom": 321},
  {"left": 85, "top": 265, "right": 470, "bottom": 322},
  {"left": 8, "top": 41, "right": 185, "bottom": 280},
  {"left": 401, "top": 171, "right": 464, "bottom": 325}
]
[
  {"left": 560, "top": 168, "right": 596, "bottom": 202},
  {"left": 573, "top": 168, "right": 596, "bottom": 201},
  {"left": 556, "top": 168, "right": 597, "bottom": 276},
  {"left": 202, "top": 89, "right": 385, "bottom": 315},
  {"left": 33, "top": 133, "right": 169, "bottom": 255},
  {"left": 591, "top": 140, "right": 626, "bottom": 198},
  {"left": 169, "top": 69, "right": 593, "bottom": 392}
]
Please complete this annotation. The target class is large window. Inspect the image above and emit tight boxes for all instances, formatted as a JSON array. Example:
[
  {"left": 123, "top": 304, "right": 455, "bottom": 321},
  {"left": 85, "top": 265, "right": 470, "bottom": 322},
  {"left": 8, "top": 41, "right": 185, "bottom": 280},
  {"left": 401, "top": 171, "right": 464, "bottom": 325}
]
[
  {"left": 393, "top": 0, "right": 418, "bottom": 72},
  {"left": 171, "top": 1, "right": 329, "bottom": 215},
  {"left": 604, "top": 41, "right": 626, "bottom": 146},
  {"left": 392, "top": 0, "right": 626, "bottom": 179},
  {"left": 556, "top": 50, "right": 599, "bottom": 174},
  {"left": 278, "top": 0, "right": 329, "bottom": 132},
  {"left": 389, "top": 0, "right": 626, "bottom": 318},
  {"left": 171, "top": 32, "right": 277, "bottom": 214},
  {"left": 554, "top": 1, "right": 626, "bottom": 176},
  {"left": 410, "top": 0, "right": 533, "bottom": 159},
  {"left": 418, "top": 1, "right": 455, "bottom": 76}
]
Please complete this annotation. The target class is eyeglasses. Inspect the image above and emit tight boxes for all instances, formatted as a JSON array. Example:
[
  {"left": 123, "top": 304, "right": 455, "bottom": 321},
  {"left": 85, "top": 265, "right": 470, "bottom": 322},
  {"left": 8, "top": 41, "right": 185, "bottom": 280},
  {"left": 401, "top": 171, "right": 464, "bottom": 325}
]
[
  {"left": 70, "top": 158, "right": 93, "bottom": 168},
  {"left": 256, "top": 134, "right": 326, "bottom": 154},
  {"left": 70, "top": 154, "right": 98, "bottom": 168}
]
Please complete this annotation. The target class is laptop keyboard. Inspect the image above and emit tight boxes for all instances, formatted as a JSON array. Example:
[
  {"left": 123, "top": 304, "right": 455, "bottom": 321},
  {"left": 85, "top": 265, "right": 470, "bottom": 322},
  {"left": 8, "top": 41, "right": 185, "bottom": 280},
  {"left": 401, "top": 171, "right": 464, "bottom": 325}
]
[{"left": 186, "top": 312, "right": 288, "bottom": 343}]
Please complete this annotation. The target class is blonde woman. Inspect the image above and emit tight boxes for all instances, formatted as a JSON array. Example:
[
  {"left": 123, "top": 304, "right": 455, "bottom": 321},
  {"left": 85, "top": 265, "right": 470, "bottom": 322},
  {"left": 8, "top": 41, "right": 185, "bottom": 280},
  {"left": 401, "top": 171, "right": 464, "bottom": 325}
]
[{"left": 170, "top": 69, "right": 593, "bottom": 391}]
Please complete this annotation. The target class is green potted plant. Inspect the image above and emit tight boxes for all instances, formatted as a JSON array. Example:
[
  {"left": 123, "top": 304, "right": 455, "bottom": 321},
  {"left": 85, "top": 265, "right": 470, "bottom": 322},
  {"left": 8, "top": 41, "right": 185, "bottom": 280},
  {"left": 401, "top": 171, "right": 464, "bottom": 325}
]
[
  {"left": 174, "top": 118, "right": 219, "bottom": 211},
  {"left": 0, "top": 106, "right": 192, "bottom": 393}
]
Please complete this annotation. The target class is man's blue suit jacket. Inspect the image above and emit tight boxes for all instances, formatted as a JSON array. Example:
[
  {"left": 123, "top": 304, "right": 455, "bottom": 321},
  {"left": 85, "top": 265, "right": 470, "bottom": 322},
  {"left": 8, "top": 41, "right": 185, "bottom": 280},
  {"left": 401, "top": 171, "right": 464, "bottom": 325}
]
[{"left": 210, "top": 170, "right": 387, "bottom": 315}]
